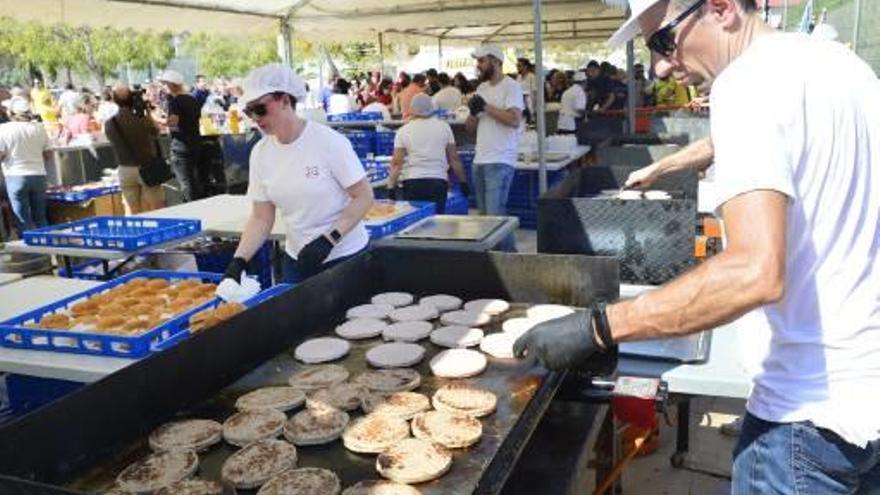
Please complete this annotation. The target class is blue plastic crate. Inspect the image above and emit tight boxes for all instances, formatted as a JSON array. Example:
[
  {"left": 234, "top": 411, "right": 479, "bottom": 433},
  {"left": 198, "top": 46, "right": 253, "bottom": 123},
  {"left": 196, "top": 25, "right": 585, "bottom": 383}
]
[
  {"left": 445, "top": 191, "right": 469, "bottom": 215},
  {"left": 374, "top": 130, "right": 396, "bottom": 156},
  {"left": 23, "top": 216, "right": 201, "bottom": 251},
  {"left": 57, "top": 256, "right": 149, "bottom": 281},
  {"left": 154, "top": 283, "right": 295, "bottom": 351},
  {"left": 0, "top": 270, "right": 223, "bottom": 358},
  {"left": 366, "top": 201, "right": 436, "bottom": 239},
  {"left": 46, "top": 184, "right": 121, "bottom": 203}
]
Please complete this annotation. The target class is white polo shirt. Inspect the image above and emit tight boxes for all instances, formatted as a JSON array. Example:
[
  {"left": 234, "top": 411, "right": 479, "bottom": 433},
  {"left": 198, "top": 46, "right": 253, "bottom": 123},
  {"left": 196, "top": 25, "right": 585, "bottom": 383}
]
[
  {"left": 393, "top": 118, "right": 455, "bottom": 181},
  {"left": 247, "top": 120, "right": 369, "bottom": 262},
  {"left": 557, "top": 84, "right": 586, "bottom": 132},
  {"left": 474, "top": 77, "right": 524, "bottom": 166},
  {"left": 709, "top": 33, "right": 880, "bottom": 447}
]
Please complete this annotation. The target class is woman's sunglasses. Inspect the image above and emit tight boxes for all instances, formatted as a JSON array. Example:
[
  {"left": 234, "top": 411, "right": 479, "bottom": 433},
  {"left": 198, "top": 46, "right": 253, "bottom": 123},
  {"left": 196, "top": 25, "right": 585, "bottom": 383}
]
[
  {"left": 647, "top": 0, "right": 706, "bottom": 57},
  {"left": 243, "top": 102, "right": 269, "bottom": 118}
]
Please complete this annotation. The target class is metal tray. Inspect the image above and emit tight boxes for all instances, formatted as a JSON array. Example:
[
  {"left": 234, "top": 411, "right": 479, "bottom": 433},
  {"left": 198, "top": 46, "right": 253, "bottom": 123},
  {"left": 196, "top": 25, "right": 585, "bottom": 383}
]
[{"left": 394, "top": 216, "right": 508, "bottom": 242}]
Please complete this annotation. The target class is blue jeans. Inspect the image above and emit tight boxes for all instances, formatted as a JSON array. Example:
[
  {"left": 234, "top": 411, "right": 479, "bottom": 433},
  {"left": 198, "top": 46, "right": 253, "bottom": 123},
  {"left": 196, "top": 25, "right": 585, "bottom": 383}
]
[
  {"left": 472, "top": 162, "right": 517, "bottom": 251},
  {"left": 5, "top": 175, "right": 48, "bottom": 231},
  {"left": 281, "top": 247, "right": 366, "bottom": 284},
  {"left": 733, "top": 413, "right": 880, "bottom": 494}
]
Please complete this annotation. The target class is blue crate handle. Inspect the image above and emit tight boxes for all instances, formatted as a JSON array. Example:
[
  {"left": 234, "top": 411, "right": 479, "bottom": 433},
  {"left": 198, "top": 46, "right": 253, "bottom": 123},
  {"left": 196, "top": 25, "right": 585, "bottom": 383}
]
[{"left": 153, "top": 283, "right": 295, "bottom": 351}]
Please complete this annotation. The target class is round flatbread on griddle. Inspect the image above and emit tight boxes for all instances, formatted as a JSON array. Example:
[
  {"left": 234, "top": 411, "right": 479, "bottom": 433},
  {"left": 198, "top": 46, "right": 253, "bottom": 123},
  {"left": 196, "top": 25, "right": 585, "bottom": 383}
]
[
  {"left": 479, "top": 332, "right": 517, "bottom": 359},
  {"left": 376, "top": 438, "right": 452, "bottom": 484},
  {"left": 361, "top": 392, "right": 430, "bottom": 420},
  {"left": 371, "top": 292, "right": 415, "bottom": 308},
  {"left": 430, "top": 326, "right": 484, "bottom": 348},
  {"left": 411, "top": 410, "right": 482, "bottom": 448},
  {"left": 283, "top": 408, "right": 350, "bottom": 446},
  {"left": 288, "top": 364, "right": 350, "bottom": 391},
  {"left": 257, "top": 467, "right": 342, "bottom": 495},
  {"left": 347, "top": 303, "right": 395, "bottom": 320},
  {"left": 463, "top": 298, "right": 510, "bottom": 316},
  {"left": 388, "top": 305, "right": 438, "bottom": 323},
  {"left": 235, "top": 386, "right": 306, "bottom": 412},
  {"left": 154, "top": 479, "right": 223, "bottom": 495},
  {"left": 429, "top": 349, "right": 487, "bottom": 378},
  {"left": 525, "top": 304, "right": 575, "bottom": 323},
  {"left": 342, "top": 480, "right": 423, "bottom": 495},
  {"left": 221, "top": 439, "right": 298, "bottom": 489},
  {"left": 306, "top": 383, "right": 368, "bottom": 412},
  {"left": 294, "top": 337, "right": 351, "bottom": 364},
  {"left": 501, "top": 317, "right": 538, "bottom": 338},
  {"left": 439, "top": 310, "right": 491, "bottom": 327},
  {"left": 342, "top": 414, "right": 410, "bottom": 454},
  {"left": 432, "top": 383, "right": 497, "bottom": 418},
  {"left": 419, "top": 294, "right": 463, "bottom": 312},
  {"left": 352, "top": 369, "right": 421, "bottom": 393},
  {"left": 148, "top": 419, "right": 222, "bottom": 453},
  {"left": 116, "top": 449, "right": 199, "bottom": 493},
  {"left": 223, "top": 409, "right": 287, "bottom": 447},
  {"left": 336, "top": 318, "right": 389, "bottom": 340},
  {"left": 366, "top": 342, "right": 425, "bottom": 368},
  {"left": 382, "top": 321, "right": 433, "bottom": 342}
]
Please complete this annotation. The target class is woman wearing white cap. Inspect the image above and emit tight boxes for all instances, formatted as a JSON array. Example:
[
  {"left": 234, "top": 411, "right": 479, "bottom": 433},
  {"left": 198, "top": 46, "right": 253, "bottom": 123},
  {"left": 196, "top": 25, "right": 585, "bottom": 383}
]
[
  {"left": 220, "top": 63, "right": 374, "bottom": 288},
  {"left": 388, "top": 93, "right": 469, "bottom": 214},
  {"left": 157, "top": 69, "right": 202, "bottom": 202},
  {"left": 557, "top": 72, "right": 587, "bottom": 135},
  {"left": 0, "top": 97, "right": 50, "bottom": 231}
]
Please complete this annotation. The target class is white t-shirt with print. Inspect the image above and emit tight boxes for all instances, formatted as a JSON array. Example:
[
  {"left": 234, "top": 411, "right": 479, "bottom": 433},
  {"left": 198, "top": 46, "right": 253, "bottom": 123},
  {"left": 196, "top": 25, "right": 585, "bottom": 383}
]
[
  {"left": 0, "top": 122, "right": 50, "bottom": 176},
  {"left": 709, "top": 33, "right": 880, "bottom": 447},
  {"left": 557, "top": 84, "right": 587, "bottom": 131},
  {"left": 474, "top": 77, "right": 524, "bottom": 166},
  {"left": 432, "top": 87, "right": 463, "bottom": 112},
  {"left": 247, "top": 121, "right": 369, "bottom": 262},
  {"left": 393, "top": 118, "right": 455, "bottom": 181}
]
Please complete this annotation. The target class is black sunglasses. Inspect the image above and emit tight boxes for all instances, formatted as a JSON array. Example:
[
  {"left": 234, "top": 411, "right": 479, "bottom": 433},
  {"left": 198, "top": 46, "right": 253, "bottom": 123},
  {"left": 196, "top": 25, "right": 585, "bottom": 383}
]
[
  {"left": 647, "top": 0, "right": 706, "bottom": 57},
  {"left": 244, "top": 92, "right": 285, "bottom": 118}
]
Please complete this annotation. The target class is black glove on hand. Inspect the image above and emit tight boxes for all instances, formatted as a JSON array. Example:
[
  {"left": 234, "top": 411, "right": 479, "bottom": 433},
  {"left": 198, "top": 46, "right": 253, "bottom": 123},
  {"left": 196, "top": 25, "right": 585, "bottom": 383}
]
[
  {"left": 387, "top": 187, "right": 398, "bottom": 201},
  {"left": 513, "top": 309, "right": 605, "bottom": 371},
  {"left": 223, "top": 256, "right": 248, "bottom": 283},
  {"left": 297, "top": 236, "right": 334, "bottom": 275},
  {"left": 468, "top": 95, "right": 486, "bottom": 116},
  {"left": 459, "top": 181, "right": 471, "bottom": 198}
]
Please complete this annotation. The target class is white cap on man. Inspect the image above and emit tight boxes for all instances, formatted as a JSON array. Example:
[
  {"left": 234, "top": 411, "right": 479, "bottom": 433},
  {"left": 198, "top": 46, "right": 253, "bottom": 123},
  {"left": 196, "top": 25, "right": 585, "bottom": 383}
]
[
  {"left": 157, "top": 69, "right": 185, "bottom": 86},
  {"left": 607, "top": 0, "right": 664, "bottom": 49},
  {"left": 241, "top": 63, "right": 308, "bottom": 105},
  {"left": 1, "top": 96, "right": 30, "bottom": 115},
  {"left": 471, "top": 45, "right": 505, "bottom": 63},
  {"left": 410, "top": 93, "right": 435, "bottom": 117}
]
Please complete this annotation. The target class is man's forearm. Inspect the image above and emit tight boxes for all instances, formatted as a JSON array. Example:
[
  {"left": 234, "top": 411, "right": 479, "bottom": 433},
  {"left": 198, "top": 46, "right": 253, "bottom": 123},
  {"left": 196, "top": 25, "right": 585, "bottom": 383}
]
[{"left": 657, "top": 137, "right": 713, "bottom": 175}]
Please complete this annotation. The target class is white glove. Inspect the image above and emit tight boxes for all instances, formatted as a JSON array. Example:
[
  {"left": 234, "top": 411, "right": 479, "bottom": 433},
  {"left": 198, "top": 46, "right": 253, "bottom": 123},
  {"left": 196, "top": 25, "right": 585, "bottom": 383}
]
[{"left": 215, "top": 275, "right": 261, "bottom": 303}]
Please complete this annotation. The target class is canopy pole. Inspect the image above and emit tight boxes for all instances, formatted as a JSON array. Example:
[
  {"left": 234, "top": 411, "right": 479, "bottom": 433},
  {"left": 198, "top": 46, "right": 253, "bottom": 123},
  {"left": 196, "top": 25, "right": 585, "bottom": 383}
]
[
  {"left": 378, "top": 31, "right": 386, "bottom": 77},
  {"left": 852, "top": 0, "right": 862, "bottom": 50},
  {"left": 279, "top": 17, "right": 293, "bottom": 66},
  {"left": 438, "top": 38, "right": 443, "bottom": 70},
  {"left": 626, "top": 37, "right": 636, "bottom": 134},
  {"left": 533, "top": 0, "right": 547, "bottom": 194}
]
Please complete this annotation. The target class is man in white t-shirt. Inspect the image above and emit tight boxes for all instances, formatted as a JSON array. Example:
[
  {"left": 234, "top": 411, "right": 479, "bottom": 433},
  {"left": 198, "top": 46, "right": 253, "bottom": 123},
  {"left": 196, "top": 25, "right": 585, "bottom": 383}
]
[
  {"left": 219, "top": 64, "right": 374, "bottom": 292},
  {"left": 388, "top": 94, "right": 469, "bottom": 214},
  {"left": 431, "top": 73, "right": 463, "bottom": 113},
  {"left": 513, "top": 0, "right": 880, "bottom": 492},
  {"left": 557, "top": 72, "right": 587, "bottom": 134},
  {"left": 516, "top": 58, "right": 537, "bottom": 122},
  {"left": 466, "top": 45, "right": 524, "bottom": 250}
]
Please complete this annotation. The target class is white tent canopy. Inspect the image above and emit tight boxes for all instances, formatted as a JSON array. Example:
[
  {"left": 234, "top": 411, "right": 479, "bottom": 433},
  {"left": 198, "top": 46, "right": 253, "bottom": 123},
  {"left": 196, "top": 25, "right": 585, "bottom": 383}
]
[{"left": 1, "top": 0, "right": 626, "bottom": 44}]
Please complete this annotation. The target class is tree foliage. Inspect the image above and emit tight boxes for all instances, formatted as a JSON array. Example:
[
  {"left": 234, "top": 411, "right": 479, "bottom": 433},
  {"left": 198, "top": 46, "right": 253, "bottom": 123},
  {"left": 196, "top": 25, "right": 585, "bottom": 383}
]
[{"left": 182, "top": 32, "right": 280, "bottom": 78}]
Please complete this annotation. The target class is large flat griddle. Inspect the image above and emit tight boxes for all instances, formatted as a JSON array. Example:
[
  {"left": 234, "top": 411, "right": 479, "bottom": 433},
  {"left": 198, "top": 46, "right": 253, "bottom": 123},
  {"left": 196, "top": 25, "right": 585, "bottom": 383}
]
[
  {"left": 0, "top": 248, "right": 619, "bottom": 495},
  {"left": 394, "top": 216, "right": 508, "bottom": 242}
]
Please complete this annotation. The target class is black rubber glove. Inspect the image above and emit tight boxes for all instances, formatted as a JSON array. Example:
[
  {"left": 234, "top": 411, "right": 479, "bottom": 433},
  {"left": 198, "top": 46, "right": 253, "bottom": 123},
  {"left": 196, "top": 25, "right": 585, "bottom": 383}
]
[
  {"left": 459, "top": 181, "right": 471, "bottom": 198},
  {"left": 513, "top": 309, "right": 605, "bottom": 371},
  {"left": 387, "top": 187, "right": 398, "bottom": 201},
  {"left": 468, "top": 95, "right": 486, "bottom": 116},
  {"left": 223, "top": 256, "right": 248, "bottom": 283},
  {"left": 297, "top": 235, "right": 334, "bottom": 275}
]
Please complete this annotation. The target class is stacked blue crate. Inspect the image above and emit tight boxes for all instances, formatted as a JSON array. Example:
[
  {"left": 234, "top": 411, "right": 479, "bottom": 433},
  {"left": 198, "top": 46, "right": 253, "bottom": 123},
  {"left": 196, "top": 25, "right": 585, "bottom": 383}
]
[
  {"left": 374, "top": 130, "right": 396, "bottom": 156},
  {"left": 342, "top": 130, "right": 376, "bottom": 159},
  {"left": 505, "top": 168, "right": 569, "bottom": 229}
]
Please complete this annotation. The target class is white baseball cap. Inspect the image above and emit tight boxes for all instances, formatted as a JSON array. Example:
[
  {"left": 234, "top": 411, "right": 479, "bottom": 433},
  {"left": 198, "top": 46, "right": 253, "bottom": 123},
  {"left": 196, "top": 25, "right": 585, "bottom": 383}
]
[
  {"left": 607, "top": 0, "right": 664, "bottom": 49},
  {"left": 157, "top": 69, "right": 185, "bottom": 85},
  {"left": 1, "top": 96, "right": 30, "bottom": 115},
  {"left": 241, "top": 63, "right": 307, "bottom": 105},
  {"left": 471, "top": 45, "right": 504, "bottom": 63}
]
